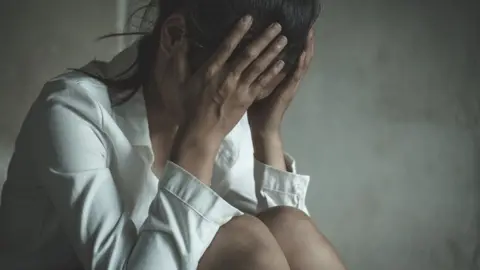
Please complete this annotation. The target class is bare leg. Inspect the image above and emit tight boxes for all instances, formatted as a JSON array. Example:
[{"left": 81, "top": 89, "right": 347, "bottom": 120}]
[
  {"left": 257, "top": 206, "right": 347, "bottom": 270},
  {"left": 198, "top": 214, "right": 290, "bottom": 270}
]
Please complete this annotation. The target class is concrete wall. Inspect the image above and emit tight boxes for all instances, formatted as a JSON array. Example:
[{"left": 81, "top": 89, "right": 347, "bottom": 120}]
[
  {"left": 0, "top": 0, "right": 120, "bottom": 180},
  {"left": 0, "top": 0, "right": 479, "bottom": 269},
  {"left": 286, "top": 1, "right": 480, "bottom": 269}
]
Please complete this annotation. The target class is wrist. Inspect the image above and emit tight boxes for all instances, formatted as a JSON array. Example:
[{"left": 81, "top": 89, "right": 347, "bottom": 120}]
[
  {"left": 180, "top": 131, "right": 221, "bottom": 155},
  {"left": 176, "top": 121, "right": 223, "bottom": 153},
  {"left": 251, "top": 131, "right": 286, "bottom": 171},
  {"left": 251, "top": 129, "right": 281, "bottom": 145},
  {"left": 170, "top": 126, "right": 223, "bottom": 185}
]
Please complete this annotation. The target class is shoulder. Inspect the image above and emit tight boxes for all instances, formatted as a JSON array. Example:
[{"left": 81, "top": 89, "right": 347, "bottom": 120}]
[
  {"left": 14, "top": 69, "right": 114, "bottom": 153},
  {"left": 35, "top": 69, "right": 113, "bottom": 130},
  {"left": 13, "top": 71, "right": 114, "bottom": 171}
]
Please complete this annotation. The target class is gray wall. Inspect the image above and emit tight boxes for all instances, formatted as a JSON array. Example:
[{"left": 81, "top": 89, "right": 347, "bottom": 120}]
[
  {"left": 1, "top": 0, "right": 479, "bottom": 269},
  {"left": 0, "top": 0, "right": 120, "bottom": 178}
]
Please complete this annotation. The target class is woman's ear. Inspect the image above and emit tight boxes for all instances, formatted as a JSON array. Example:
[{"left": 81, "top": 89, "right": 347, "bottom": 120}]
[{"left": 160, "top": 13, "right": 187, "bottom": 56}]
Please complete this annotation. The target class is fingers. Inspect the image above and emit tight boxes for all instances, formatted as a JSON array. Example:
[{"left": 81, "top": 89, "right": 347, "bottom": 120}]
[
  {"left": 242, "top": 35, "right": 288, "bottom": 85},
  {"left": 282, "top": 29, "right": 315, "bottom": 90},
  {"left": 293, "top": 51, "right": 308, "bottom": 82},
  {"left": 304, "top": 29, "right": 315, "bottom": 69},
  {"left": 251, "top": 60, "right": 285, "bottom": 90},
  {"left": 270, "top": 52, "right": 307, "bottom": 101},
  {"left": 174, "top": 41, "right": 190, "bottom": 83},
  {"left": 231, "top": 22, "right": 283, "bottom": 75},
  {"left": 205, "top": 15, "right": 253, "bottom": 75}
]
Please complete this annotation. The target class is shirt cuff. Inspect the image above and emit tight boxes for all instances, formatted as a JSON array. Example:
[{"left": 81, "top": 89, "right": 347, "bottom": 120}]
[
  {"left": 284, "top": 153, "right": 297, "bottom": 173},
  {"left": 159, "top": 161, "right": 243, "bottom": 225},
  {"left": 254, "top": 153, "right": 310, "bottom": 213},
  {"left": 144, "top": 162, "right": 244, "bottom": 268}
]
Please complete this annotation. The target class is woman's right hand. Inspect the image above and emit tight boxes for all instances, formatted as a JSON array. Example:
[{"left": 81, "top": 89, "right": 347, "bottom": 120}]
[{"left": 171, "top": 15, "right": 288, "bottom": 184}]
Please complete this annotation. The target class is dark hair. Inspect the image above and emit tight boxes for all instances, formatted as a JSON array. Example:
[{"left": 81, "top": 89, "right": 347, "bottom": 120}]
[{"left": 88, "top": 0, "right": 321, "bottom": 105}]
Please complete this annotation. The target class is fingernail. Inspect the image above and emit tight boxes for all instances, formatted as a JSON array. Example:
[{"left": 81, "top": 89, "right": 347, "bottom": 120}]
[
  {"left": 308, "top": 29, "right": 314, "bottom": 38},
  {"left": 276, "top": 60, "right": 285, "bottom": 69},
  {"left": 242, "top": 15, "right": 253, "bottom": 24},
  {"left": 270, "top": 23, "right": 282, "bottom": 31},
  {"left": 278, "top": 36, "right": 288, "bottom": 47}
]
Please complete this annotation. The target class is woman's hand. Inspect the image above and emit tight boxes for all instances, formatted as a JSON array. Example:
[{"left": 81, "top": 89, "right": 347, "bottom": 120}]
[
  {"left": 248, "top": 29, "right": 315, "bottom": 170},
  {"left": 170, "top": 16, "right": 289, "bottom": 184}
]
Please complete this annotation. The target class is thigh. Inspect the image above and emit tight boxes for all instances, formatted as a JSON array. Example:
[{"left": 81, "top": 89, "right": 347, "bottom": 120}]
[{"left": 197, "top": 215, "right": 290, "bottom": 270}]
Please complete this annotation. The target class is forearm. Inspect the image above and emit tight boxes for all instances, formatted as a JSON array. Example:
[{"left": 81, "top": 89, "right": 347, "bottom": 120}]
[
  {"left": 251, "top": 131, "right": 311, "bottom": 214},
  {"left": 170, "top": 125, "right": 221, "bottom": 186},
  {"left": 251, "top": 131, "right": 287, "bottom": 171}
]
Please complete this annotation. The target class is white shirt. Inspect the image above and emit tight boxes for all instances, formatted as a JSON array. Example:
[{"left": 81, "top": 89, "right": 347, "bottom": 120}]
[{"left": 0, "top": 45, "right": 310, "bottom": 270}]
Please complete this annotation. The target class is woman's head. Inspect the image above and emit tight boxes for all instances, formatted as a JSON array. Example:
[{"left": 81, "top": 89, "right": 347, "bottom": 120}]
[
  {"left": 156, "top": 0, "right": 320, "bottom": 72},
  {"left": 100, "top": 0, "right": 321, "bottom": 105}
]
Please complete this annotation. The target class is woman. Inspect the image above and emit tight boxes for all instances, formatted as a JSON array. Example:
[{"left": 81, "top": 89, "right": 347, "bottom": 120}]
[{"left": 0, "top": 0, "right": 346, "bottom": 269}]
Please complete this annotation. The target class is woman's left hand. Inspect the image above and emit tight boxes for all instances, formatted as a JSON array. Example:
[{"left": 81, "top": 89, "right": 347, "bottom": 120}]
[
  {"left": 247, "top": 29, "right": 315, "bottom": 169},
  {"left": 248, "top": 30, "right": 314, "bottom": 136},
  {"left": 248, "top": 29, "right": 314, "bottom": 136}
]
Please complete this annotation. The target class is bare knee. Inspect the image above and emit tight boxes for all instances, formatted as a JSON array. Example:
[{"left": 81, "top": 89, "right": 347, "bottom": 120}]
[
  {"left": 256, "top": 206, "right": 327, "bottom": 251},
  {"left": 198, "top": 215, "right": 289, "bottom": 270},
  {"left": 257, "top": 206, "right": 316, "bottom": 235},
  {"left": 257, "top": 206, "right": 346, "bottom": 270}
]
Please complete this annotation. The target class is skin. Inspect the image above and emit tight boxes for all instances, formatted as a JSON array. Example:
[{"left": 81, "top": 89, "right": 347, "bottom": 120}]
[
  {"left": 248, "top": 29, "right": 315, "bottom": 170},
  {"left": 143, "top": 12, "right": 347, "bottom": 270},
  {"left": 147, "top": 13, "right": 314, "bottom": 177}
]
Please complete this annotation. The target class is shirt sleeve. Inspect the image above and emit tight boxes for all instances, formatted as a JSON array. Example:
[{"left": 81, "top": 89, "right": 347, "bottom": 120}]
[
  {"left": 216, "top": 115, "right": 310, "bottom": 216},
  {"left": 253, "top": 153, "right": 311, "bottom": 215},
  {"left": 36, "top": 96, "right": 242, "bottom": 270}
]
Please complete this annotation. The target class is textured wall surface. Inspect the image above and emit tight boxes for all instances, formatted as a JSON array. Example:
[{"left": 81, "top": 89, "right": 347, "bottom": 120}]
[
  {"left": 0, "top": 0, "right": 479, "bottom": 269},
  {"left": 0, "top": 0, "right": 119, "bottom": 182},
  {"left": 286, "top": 1, "right": 480, "bottom": 269}
]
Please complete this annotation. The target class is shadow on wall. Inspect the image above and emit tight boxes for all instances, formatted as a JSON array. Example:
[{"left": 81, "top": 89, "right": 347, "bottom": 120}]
[
  {"left": 0, "top": 0, "right": 121, "bottom": 201},
  {"left": 0, "top": 142, "right": 13, "bottom": 200}
]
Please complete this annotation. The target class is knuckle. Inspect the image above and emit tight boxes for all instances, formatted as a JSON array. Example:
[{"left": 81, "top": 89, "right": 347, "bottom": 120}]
[
  {"left": 245, "top": 47, "right": 258, "bottom": 58},
  {"left": 256, "top": 75, "right": 266, "bottom": 85},
  {"left": 293, "top": 70, "right": 303, "bottom": 81},
  {"left": 239, "top": 96, "right": 254, "bottom": 108},
  {"left": 205, "top": 66, "right": 217, "bottom": 79},
  {"left": 225, "top": 75, "right": 238, "bottom": 88},
  {"left": 294, "top": 73, "right": 303, "bottom": 81},
  {"left": 221, "top": 42, "right": 235, "bottom": 53},
  {"left": 229, "top": 70, "right": 241, "bottom": 80},
  {"left": 250, "top": 64, "right": 263, "bottom": 75},
  {"left": 256, "top": 74, "right": 269, "bottom": 87}
]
